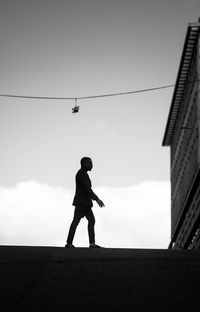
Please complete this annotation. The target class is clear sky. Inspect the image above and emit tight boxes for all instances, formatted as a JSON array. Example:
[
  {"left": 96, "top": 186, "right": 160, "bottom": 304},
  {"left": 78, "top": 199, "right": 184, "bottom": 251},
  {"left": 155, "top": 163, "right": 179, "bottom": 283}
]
[{"left": 0, "top": 0, "right": 199, "bottom": 248}]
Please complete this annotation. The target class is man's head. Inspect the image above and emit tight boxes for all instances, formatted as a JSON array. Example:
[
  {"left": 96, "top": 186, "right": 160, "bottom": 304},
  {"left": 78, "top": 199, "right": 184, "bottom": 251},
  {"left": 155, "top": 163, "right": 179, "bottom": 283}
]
[{"left": 80, "top": 157, "right": 93, "bottom": 171}]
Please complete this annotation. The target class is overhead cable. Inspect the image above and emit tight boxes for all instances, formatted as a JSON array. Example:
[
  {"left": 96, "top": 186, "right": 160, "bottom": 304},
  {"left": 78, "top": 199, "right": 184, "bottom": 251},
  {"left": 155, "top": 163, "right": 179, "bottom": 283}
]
[{"left": 0, "top": 84, "right": 175, "bottom": 101}]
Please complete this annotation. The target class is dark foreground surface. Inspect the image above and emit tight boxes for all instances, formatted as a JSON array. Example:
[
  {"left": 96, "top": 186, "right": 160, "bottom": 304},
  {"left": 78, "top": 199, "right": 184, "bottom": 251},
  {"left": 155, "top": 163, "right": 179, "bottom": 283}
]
[{"left": 0, "top": 246, "right": 200, "bottom": 312}]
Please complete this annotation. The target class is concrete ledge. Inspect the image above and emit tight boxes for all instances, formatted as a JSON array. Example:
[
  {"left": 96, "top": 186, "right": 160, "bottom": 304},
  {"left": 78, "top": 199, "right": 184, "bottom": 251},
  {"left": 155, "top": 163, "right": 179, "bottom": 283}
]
[{"left": 0, "top": 246, "right": 200, "bottom": 311}]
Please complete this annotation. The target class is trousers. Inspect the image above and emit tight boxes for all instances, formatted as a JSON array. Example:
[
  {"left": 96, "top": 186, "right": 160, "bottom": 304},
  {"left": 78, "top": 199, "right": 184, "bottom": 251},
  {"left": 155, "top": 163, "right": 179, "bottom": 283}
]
[{"left": 67, "top": 205, "right": 95, "bottom": 244}]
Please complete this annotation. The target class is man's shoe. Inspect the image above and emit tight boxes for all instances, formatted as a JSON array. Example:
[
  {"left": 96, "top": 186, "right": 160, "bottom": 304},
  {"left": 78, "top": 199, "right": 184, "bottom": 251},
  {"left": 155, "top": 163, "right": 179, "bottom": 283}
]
[
  {"left": 65, "top": 243, "right": 75, "bottom": 248},
  {"left": 89, "top": 243, "right": 102, "bottom": 248}
]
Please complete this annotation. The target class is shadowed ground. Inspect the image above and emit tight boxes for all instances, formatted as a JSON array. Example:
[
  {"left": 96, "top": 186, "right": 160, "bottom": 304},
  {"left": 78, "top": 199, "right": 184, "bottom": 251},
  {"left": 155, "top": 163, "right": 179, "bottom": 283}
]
[{"left": 0, "top": 246, "right": 200, "bottom": 311}]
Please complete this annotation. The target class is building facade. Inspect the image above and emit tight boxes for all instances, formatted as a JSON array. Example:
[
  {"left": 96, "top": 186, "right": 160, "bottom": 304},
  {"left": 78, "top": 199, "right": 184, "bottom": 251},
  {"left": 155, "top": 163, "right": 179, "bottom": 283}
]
[{"left": 163, "top": 21, "right": 200, "bottom": 249}]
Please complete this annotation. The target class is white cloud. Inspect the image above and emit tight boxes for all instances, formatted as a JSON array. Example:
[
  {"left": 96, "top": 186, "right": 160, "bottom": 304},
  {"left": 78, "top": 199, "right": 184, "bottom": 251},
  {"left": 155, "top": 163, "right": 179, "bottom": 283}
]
[
  {"left": 0, "top": 180, "right": 170, "bottom": 248},
  {"left": 95, "top": 181, "right": 170, "bottom": 248}
]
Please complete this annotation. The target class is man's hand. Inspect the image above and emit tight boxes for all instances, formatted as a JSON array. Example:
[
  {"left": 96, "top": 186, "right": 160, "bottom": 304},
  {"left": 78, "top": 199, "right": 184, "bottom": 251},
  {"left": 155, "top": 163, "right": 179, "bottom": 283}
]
[{"left": 97, "top": 199, "right": 105, "bottom": 208}]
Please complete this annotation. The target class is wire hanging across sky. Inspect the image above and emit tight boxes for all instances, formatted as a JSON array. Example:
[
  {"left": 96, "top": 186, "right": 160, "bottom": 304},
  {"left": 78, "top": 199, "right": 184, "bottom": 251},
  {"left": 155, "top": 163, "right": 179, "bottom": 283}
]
[
  {"left": 0, "top": 83, "right": 175, "bottom": 113},
  {"left": 0, "top": 84, "right": 174, "bottom": 101}
]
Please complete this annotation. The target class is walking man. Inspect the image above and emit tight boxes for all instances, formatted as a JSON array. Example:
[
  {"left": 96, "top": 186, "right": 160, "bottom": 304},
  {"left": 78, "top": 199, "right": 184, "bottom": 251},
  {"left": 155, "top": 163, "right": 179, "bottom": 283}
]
[{"left": 65, "top": 157, "right": 105, "bottom": 248}]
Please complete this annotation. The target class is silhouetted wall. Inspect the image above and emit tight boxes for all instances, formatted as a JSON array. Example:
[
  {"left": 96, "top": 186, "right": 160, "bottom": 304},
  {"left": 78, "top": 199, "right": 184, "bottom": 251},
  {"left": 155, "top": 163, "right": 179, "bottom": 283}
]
[{"left": 163, "top": 20, "right": 200, "bottom": 249}]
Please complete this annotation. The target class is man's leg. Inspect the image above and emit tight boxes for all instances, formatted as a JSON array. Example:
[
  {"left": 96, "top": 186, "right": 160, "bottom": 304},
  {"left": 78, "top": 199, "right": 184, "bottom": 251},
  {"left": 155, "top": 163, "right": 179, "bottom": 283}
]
[
  {"left": 85, "top": 209, "right": 95, "bottom": 244},
  {"left": 66, "top": 207, "right": 82, "bottom": 245}
]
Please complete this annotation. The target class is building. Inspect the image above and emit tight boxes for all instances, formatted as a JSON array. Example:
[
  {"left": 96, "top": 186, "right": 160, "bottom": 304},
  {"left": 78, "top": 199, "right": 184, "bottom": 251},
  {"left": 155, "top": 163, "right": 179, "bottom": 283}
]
[{"left": 162, "top": 20, "right": 200, "bottom": 249}]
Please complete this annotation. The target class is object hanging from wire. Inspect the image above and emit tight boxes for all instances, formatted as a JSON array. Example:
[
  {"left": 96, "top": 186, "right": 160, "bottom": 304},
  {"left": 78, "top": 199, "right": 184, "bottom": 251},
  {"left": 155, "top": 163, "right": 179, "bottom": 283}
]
[{"left": 72, "top": 98, "right": 79, "bottom": 113}]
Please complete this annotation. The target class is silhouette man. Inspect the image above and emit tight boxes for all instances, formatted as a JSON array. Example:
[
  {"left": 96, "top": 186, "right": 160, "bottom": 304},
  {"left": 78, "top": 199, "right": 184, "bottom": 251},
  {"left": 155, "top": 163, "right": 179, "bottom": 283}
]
[{"left": 65, "top": 157, "right": 105, "bottom": 248}]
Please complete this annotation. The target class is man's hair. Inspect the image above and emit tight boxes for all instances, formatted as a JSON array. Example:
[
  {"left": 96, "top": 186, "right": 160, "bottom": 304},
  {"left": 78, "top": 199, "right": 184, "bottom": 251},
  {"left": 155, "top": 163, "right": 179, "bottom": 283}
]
[{"left": 80, "top": 157, "right": 91, "bottom": 167}]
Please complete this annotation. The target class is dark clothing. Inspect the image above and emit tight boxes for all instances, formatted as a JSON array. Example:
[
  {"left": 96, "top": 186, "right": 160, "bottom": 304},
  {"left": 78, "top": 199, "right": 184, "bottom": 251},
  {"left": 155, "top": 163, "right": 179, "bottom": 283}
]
[
  {"left": 72, "top": 168, "right": 99, "bottom": 207},
  {"left": 67, "top": 168, "right": 99, "bottom": 245},
  {"left": 67, "top": 205, "right": 95, "bottom": 244}
]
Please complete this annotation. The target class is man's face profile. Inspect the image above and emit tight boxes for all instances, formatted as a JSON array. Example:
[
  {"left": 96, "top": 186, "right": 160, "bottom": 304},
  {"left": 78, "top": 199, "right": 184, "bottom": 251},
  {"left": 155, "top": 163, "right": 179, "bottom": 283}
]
[{"left": 82, "top": 158, "right": 93, "bottom": 171}]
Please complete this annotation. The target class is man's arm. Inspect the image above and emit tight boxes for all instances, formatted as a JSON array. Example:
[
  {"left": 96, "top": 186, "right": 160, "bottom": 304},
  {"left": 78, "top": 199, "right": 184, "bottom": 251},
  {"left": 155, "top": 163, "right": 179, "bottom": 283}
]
[
  {"left": 96, "top": 199, "right": 105, "bottom": 207},
  {"left": 79, "top": 171, "right": 105, "bottom": 206}
]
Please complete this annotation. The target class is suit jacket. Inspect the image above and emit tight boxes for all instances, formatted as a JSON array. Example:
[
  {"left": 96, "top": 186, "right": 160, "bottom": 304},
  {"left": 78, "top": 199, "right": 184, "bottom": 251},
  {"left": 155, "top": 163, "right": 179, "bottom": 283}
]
[{"left": 72, "top": 168, "right": 99, "bottom": 207}]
